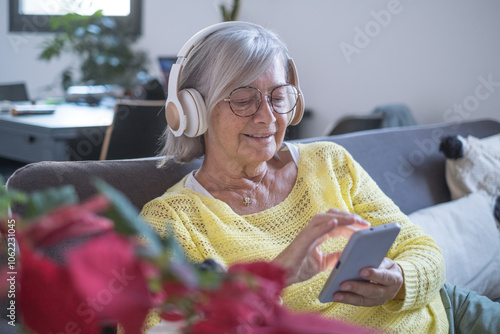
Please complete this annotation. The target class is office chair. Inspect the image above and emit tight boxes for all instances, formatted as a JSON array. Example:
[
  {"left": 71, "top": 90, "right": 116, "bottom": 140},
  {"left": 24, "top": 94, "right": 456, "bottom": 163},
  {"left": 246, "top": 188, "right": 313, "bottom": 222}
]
[
  {"left": 324, "top": 114, "right": 385, "bottom": 136},
  {"left": 0, "top": 82, "right": 29, "bottom": 101},
  {"left": 100, "top": 100, "right": 167, "bottom": 160}
]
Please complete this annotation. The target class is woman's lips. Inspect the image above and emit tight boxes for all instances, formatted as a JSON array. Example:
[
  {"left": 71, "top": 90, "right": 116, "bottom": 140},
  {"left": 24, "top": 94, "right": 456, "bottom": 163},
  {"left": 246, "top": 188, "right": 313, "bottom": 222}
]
[{"left": 245, "top": 133, "right": 273, "bottom": 138}]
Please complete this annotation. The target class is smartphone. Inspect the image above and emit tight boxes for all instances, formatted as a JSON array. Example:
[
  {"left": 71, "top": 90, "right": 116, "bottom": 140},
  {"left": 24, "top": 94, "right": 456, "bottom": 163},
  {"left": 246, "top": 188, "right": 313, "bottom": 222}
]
[{"left": 318, "top": 222, "right": 401, "bottom": 303}]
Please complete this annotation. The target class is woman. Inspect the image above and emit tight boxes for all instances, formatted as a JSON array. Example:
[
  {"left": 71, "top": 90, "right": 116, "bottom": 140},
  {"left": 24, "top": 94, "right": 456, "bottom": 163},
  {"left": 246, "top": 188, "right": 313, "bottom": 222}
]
[{"left": 141, "top": 22, "right": 500, "bottom": 333}]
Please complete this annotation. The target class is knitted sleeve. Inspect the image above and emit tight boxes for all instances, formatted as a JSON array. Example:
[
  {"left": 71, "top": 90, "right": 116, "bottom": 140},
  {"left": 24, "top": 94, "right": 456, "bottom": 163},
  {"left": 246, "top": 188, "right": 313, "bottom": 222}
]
[{"left": 338, "top": 145, "right": 446, "bottom": 312}]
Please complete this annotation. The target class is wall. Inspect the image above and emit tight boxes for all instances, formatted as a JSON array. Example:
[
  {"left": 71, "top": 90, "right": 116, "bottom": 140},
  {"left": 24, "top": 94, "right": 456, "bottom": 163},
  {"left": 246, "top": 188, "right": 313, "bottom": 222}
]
[{"left": 2, "top": 0, "right": 500, "bottom": 138}]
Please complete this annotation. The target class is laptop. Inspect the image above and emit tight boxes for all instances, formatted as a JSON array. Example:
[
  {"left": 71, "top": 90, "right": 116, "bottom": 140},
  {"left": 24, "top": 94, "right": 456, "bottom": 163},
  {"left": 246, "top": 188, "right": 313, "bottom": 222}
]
[{"left": 0, "top": 82, "right": 30, "bottom": 103}]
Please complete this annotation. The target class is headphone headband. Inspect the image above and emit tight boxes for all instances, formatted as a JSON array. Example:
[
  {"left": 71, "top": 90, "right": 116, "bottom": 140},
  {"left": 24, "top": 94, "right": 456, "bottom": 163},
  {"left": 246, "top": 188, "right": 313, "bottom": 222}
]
[
  {"left": 177, "top": 22, "right": 262, "bottom": 59},
  {"left": 165, "top": 21, "right": 304, "bottom": 137}
]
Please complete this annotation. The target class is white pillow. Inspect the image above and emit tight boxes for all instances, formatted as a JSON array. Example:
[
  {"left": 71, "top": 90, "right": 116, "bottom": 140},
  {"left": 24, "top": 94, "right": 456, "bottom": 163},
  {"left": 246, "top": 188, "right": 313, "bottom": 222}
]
[
  {"left": 445, "top": 133, "right": 500, "bottom": 201},
  {"left": 408, "top": 192, "right": 500, "bottom": 300}
]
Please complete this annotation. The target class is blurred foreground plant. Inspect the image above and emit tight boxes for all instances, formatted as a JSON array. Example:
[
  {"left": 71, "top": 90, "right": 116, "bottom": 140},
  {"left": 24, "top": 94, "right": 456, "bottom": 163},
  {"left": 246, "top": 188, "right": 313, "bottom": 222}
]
[{"left": 0, "top": 178, "right": 376, "bottom": 334}]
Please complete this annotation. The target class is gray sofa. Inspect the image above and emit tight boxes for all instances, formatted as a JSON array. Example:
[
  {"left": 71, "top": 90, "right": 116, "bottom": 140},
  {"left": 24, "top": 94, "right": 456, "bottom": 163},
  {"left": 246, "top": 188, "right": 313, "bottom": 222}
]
[{"left": 6, "top": 118, "right": 500, "bottom": 304}]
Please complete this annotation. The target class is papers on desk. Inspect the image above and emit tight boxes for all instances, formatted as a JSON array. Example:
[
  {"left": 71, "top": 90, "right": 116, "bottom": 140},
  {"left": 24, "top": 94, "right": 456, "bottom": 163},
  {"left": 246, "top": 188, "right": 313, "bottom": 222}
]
[{"left": 11, "top": 104, "right": 56, "bottom": 116}]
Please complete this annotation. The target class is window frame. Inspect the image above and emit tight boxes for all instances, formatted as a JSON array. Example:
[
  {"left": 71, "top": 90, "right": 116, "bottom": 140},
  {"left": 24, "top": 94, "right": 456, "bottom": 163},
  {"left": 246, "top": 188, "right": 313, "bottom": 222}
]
[{"left": 8, "top": 0, "right": 143, "bottom": 35}]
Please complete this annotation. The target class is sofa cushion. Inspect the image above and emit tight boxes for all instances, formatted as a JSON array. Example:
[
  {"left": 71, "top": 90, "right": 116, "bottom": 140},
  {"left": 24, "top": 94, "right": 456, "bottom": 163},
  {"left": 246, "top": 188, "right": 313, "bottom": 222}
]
[
  {"left": 443, "top": 133, "right": 500, "bottom": 201},
  {"left": 408, "top": 192, "right": 500, "bottom": 300}
]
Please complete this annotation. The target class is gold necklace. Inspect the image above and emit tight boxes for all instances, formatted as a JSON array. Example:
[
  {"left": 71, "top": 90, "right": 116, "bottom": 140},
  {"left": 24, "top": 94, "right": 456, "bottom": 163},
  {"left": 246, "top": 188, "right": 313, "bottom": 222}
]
[{"left": 201, "top": 169, "right": 268, "bottom": 206}]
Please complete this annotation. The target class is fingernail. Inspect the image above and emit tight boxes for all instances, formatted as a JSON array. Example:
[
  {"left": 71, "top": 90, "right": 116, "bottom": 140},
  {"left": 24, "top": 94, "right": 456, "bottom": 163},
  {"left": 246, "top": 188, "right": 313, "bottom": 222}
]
[
  {"left": 342, "top": 284, "right": 351, "bottom": 291},
  {"left": 361, "top": 270, "right": 370, "bottom": 278},
  {"left": 334, "top": 294, "right": 344, "bottom": 301},
  {"left": 346, "top": 225, "right": 359, "bottom": 232}
]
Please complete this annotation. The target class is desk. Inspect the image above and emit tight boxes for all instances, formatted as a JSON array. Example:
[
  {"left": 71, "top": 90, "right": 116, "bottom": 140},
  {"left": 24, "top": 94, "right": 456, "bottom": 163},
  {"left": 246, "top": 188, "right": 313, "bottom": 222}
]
[{"left": 0, "top": 104, "right": 113, "bottom": 162}]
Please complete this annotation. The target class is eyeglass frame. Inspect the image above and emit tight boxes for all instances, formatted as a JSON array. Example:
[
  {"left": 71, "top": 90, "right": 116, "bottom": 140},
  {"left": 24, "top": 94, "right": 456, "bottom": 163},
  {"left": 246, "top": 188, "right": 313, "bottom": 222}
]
[{"left": 222, "top": 84, "right": 301, "bottom": 118}]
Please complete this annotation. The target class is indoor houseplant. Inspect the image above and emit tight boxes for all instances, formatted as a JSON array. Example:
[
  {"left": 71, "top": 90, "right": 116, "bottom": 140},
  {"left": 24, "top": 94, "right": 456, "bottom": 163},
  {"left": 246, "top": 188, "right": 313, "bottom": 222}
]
[{"left": 38, "top": 10, "right": 148, "bottom": 92}]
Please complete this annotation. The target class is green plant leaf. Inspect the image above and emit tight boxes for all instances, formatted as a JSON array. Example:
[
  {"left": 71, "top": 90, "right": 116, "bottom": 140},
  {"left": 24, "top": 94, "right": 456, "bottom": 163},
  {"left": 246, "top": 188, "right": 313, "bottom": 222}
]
[
  {"left": 219, "top": 0, "right": 240, "bottom": 21},
  {"left": 23, "top": 185, "right": 79, "bottom": 220},
  {"left": 38, "top": 36, "right": 67, "bottom": 60},
  {"left": 0, "top": 177, "right": 28, "bottom": 219},
  {"left": 231, "top": 0, "right": 241, "bottom": 21},
  {"left": 61, "top": 68, "right": 74, "bottom": 90},
  {"left": 220, "top": 5, "right": 229, "bottom": 21},
  {"left": 93, "top": 179, "right": 162, "bottom": 256},
  {"left": 0, "top": 190, "right": 27, "bottom": 220}
]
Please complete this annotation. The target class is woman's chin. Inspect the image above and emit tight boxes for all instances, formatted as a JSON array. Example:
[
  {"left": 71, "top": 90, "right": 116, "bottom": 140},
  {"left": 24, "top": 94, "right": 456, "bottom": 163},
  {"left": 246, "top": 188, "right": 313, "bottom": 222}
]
[
  {"left": 239, "top": 132, "right": 286, "bottom": 161},
  {"left": 242, "top": 143, "right": 277, "bottom": 162}
]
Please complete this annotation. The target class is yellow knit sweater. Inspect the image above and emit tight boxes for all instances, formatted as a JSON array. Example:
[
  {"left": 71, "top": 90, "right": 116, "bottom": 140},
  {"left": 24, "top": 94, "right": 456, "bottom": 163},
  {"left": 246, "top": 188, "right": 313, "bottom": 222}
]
[{"left": 140, "top": 142, "right": 449, "bottom": 333}]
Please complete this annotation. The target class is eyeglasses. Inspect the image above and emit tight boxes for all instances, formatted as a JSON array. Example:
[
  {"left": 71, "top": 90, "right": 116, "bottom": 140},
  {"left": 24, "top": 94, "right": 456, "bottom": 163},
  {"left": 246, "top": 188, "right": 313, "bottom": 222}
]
[{"left": 223, "top": 84, "right": 300, "bottom": 117}]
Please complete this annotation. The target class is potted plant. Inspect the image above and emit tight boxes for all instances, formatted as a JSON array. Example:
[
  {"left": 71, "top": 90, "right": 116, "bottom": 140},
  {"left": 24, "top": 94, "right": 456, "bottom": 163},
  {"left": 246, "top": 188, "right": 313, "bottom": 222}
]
[{"left": 39, "top": 10, "right": 149, "bottom": 93}]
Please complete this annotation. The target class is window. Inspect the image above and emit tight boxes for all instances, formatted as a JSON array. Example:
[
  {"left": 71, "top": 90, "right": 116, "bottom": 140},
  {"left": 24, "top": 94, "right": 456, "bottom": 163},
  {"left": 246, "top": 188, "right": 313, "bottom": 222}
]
[{"left": 9, "top": 0, "right": 142, "bottom": 35}]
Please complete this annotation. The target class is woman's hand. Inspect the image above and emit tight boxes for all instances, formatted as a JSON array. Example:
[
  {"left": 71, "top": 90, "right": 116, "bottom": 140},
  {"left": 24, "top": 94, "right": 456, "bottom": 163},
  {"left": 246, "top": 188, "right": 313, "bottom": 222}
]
[
  {"left": 333, "top": 257, "right": 405, "bottom": 306},
  {"left": 272, "top": 209, "right": 370, "bottom": 286}
]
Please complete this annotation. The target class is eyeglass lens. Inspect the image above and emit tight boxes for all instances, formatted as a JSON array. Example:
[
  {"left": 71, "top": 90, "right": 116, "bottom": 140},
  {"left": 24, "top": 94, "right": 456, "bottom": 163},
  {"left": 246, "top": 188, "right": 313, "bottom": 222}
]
[{"left": 228, "top": 85, "right": 299, "bottom": 117}]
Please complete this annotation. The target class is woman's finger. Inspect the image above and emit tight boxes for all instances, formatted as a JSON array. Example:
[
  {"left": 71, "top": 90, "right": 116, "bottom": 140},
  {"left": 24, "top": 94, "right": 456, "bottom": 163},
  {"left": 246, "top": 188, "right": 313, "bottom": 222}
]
[
  {"left": 322, "top": 210, "right": 371, "bottom": 239},
  {"left": 326, "top": 209, "right": 371, "bottom": 227},
  {"left": 321, "top": 250, "right": 343, "bottom": 269}
]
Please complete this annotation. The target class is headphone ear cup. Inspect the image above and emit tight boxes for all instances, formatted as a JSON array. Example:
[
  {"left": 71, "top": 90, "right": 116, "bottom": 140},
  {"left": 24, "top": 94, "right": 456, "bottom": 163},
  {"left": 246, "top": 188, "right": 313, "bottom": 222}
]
[
  {"left": 289, "top": 93, "right": 304, "bottom": 126},
  {"left": 287, "top": 58, "right": 304, "bottom": 126},
  {"left": 178, "top": 88, "right": 208, "bottom": 137}
]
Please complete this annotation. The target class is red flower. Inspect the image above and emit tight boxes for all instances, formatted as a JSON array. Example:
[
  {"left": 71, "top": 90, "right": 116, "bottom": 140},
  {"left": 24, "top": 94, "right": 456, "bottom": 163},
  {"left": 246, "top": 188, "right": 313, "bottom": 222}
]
[
  {"left": 162, "top": 280, "right": 193, "bottom": 302},
  {"left": 192, "top": 262, "right": 377, "bottom": 334},
  {"left": 8, "top": 185, "right": 379, "bottom": 334},
  {"left": 228, "top": 262, "right": 286, "bottom": 301},
  {"left": 156, "top": 261, "right": 205, "bottom": 323},
  {"left": 15, "top": 194, "right": 114, "bottom": 334},
  {"left": 67, "top": 232, "right": 154, "bottom": 334},
  {"left": 23, "top": 195, "right": 113, "bottom": 248},
  {"left": 18, "top": 241, "right": 100, "bottom": 334}
]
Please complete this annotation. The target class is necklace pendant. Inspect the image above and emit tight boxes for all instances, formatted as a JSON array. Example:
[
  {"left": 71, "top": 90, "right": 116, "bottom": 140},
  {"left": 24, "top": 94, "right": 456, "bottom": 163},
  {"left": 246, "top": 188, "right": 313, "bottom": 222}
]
[{"left": 243, "top": 196, "right": 252, "bottom": 206}]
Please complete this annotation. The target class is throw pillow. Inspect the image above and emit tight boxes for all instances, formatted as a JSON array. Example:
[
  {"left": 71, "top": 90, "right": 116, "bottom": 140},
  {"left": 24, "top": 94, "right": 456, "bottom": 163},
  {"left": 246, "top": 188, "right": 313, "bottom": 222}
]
[
  {"left": 439, "top": 133, "right": 500, "bottom": 201},
  {"left": 408, "top": 192, "right": 500, "bottom": 301}
]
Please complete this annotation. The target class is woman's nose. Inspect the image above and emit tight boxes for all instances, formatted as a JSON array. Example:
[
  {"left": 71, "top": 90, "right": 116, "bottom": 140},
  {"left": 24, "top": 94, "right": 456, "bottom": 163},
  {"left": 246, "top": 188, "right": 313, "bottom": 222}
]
[{"left": 255, "top": 95, "right": 276, "bottom": 122}]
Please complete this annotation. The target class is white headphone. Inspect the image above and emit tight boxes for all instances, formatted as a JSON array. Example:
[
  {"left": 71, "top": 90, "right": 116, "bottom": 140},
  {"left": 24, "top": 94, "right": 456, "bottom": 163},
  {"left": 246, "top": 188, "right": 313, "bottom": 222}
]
[{"left": 165, "top": 21, "right": 305, "bottom": 137}]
